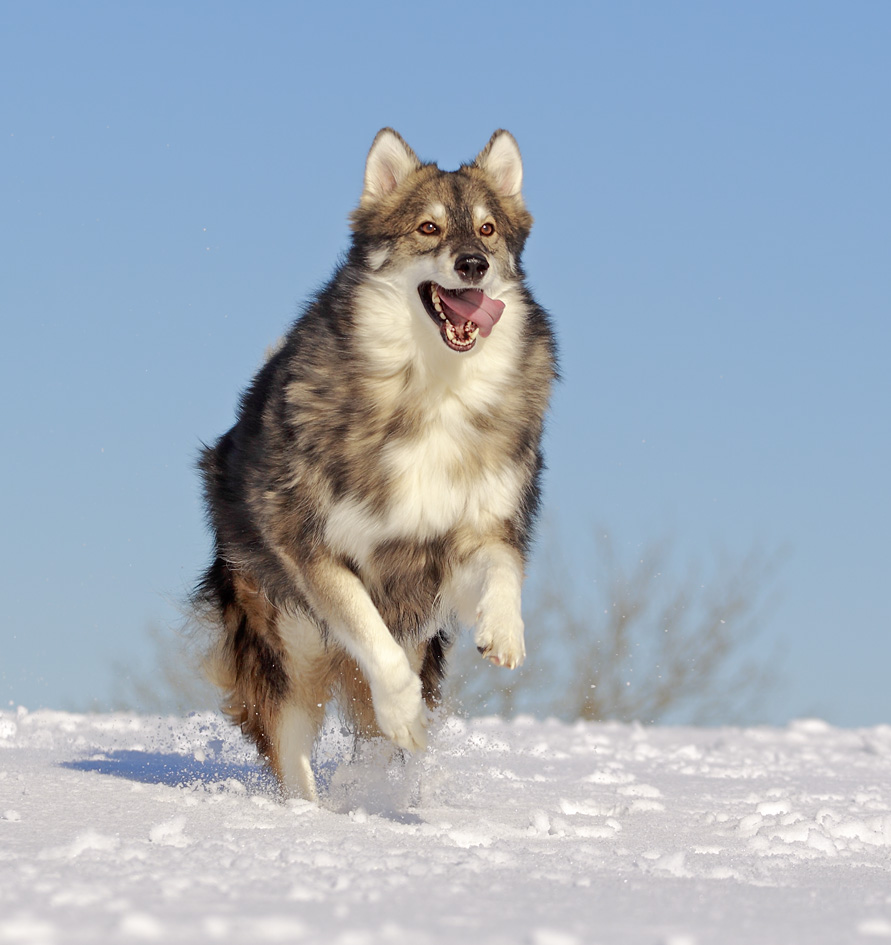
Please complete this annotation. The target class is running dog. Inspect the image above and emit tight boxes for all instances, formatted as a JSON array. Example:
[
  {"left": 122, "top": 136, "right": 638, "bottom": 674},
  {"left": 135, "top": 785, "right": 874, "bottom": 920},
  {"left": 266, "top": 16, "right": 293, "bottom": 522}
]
[{"left": 196, "top": 128, "right": 557, "bottom": 799}]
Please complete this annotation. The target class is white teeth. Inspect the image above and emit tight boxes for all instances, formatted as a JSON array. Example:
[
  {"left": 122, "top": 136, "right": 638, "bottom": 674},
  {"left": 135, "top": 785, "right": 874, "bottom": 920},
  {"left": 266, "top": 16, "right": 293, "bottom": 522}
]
[
  {"left": 431, "top": 285, "right": 444, "bottom": 318},
  {"left": 429, "top": 283, "right": 477, "bottom": 350},
  {"left": 443, "top": 320, "right": 476, "bottom": 349}
]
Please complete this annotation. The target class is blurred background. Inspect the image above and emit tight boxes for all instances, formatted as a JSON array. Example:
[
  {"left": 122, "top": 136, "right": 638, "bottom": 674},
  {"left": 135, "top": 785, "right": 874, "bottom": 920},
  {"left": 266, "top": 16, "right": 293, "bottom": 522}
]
[{"left": 2, "top": 1, "right": 888, "bottom": 726}]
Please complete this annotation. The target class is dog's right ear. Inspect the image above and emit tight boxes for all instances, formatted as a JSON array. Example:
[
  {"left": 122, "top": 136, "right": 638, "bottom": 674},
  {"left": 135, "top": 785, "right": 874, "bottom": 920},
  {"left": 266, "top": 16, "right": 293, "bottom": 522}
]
[{"left": 360, "top": 129, "right": 422, "bottom": 206}]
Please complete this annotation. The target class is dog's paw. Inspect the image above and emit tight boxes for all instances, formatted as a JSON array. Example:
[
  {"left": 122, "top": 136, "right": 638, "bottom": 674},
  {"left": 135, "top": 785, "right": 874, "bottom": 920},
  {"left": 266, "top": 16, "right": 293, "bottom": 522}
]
[
  {"left": 371, "top": 671, "right": 428, "bottom": 753},
  {"left": 474, "top": 610, "right": 526, "bottom": 670}
]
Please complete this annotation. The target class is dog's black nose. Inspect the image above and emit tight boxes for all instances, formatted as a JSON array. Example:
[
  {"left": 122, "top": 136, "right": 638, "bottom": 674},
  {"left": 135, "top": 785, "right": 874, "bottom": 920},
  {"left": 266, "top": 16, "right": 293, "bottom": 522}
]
[{"left": 454, "top": 254, "right": 489, "bottom": 282}]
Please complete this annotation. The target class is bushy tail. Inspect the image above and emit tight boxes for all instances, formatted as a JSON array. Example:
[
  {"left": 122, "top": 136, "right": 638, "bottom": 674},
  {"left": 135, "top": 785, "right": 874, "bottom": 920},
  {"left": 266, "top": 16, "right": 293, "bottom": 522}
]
[{"left": 194, "top": 556, "right": 290, "bottom": 762}]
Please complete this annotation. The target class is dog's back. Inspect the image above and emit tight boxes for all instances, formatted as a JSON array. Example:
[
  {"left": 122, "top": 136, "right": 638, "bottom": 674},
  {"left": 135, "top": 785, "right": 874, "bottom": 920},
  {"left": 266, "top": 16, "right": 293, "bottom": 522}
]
[{"left": 197, "top": 129, "right": 556, "bottom": 800}]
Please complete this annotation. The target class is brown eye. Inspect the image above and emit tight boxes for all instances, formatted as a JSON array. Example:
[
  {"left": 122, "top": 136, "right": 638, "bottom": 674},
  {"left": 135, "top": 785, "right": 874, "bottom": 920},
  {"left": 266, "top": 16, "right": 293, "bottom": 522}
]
[
  {"left": 480, "top": 222, "right": 495, "bottom": 237},
  {"left": 418, "top": 221, "right": 440, "bottom": 235}
]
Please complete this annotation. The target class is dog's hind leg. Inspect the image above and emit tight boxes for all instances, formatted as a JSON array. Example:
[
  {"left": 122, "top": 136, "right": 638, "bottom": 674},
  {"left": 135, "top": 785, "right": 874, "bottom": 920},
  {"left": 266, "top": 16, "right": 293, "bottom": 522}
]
[
  {"left": 273, "top": 699, "right": 324, "bottom": 801},
  {"left": 418, "top": 628, "right": 453, "bottom": 709},
  {"left": 272, "top": 611, "right": 333, "bottom": 801},
  {"left": 211, "top": 572, "right": 325, "bottom": 801}
]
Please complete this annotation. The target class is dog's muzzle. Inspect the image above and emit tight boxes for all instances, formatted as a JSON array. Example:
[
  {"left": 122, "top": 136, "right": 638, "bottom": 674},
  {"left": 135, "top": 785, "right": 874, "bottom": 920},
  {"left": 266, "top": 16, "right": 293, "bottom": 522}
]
[{"left": 418, "top": 282, "right": 505, "bottom": 353}]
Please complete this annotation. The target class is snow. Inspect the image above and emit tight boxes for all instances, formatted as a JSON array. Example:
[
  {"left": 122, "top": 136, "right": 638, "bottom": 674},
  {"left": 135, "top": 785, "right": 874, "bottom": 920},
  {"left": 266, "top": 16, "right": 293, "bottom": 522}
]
[{"left": 1, "top": 709, "right": 890, "bottom": 944}]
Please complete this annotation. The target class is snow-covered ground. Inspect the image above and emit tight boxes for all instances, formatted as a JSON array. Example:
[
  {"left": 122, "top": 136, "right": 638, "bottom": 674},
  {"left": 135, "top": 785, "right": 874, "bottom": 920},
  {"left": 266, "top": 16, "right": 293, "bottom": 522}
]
[{"left": 1, "top": 710, "right": 890, "bottom": 944}]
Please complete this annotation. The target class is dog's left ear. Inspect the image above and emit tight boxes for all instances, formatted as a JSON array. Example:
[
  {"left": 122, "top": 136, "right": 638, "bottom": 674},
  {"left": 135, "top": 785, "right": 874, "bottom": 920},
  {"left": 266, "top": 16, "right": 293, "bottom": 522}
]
[
  {"left": 361, "top": 128, "right": 422, "bottom": 206},
  {"left": 474, "top": 130, "right": 524, "bottom": 199}
]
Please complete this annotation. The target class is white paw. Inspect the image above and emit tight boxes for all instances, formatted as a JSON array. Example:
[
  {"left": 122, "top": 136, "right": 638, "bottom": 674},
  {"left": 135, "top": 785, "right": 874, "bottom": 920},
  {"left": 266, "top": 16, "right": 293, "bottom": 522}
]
[
  {"left": 371, "top": 670, "right": 428, "bottom": 753},
  {"left": 474, "top": 609, "right": 526, "bottom": 670}
]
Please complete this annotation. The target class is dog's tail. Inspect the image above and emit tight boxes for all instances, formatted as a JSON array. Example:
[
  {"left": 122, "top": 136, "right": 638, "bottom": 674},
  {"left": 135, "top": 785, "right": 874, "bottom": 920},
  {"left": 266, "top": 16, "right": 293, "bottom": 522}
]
[
  {"left": 195, "top": 555, "right": 291, "bottom": 763},
  {"left": 194, "top": 555, "right": 238, "bottom": 694}
]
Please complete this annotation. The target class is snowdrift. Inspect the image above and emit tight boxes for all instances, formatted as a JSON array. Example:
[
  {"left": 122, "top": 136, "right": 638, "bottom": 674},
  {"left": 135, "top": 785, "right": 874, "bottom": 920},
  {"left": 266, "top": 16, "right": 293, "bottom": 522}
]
[{"left": 1, "top": 710, "right": 890, "bottom": 944}]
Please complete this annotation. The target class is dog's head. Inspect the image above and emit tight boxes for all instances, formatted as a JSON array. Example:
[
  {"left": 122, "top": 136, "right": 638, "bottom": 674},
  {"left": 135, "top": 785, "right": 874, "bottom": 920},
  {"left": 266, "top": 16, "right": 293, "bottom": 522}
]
[{"left": 350, "top": 129, "right": 533, "bottom": 354}]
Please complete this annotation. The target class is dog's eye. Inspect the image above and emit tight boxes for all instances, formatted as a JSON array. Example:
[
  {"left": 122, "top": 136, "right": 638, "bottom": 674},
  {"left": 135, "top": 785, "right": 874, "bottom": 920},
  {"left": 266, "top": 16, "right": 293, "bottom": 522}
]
[
  {"left": 480, "top": 222, "right": 495, "bottom": 237},
  {"left": 418, "top": 221, "right": 440, "bottom": 236}
]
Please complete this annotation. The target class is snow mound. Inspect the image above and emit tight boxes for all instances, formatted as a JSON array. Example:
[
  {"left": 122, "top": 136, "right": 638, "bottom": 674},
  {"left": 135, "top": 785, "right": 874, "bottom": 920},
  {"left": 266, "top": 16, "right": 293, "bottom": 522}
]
[{"left": 1, "top": 709, "right": 890, "bottom": 943}]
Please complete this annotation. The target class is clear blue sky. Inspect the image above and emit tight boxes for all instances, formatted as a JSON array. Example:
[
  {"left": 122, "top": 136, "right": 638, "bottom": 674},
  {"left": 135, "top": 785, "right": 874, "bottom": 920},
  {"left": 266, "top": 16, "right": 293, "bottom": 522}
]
[{"left": 2, "top": 2, "right": 888, "bottom": 725}]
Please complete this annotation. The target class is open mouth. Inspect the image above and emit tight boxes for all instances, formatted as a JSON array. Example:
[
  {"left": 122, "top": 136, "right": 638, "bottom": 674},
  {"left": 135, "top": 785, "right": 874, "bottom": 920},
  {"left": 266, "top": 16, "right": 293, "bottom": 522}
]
[{"left": 418, "top": 282, "right": 506, "bottom": 353}]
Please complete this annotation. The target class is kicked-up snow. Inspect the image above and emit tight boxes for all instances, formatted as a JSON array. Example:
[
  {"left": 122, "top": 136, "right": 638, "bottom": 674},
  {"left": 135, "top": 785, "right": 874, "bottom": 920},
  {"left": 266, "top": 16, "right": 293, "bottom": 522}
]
[{"left": 1, "top": 709, "right": 890, "bottom": 944}]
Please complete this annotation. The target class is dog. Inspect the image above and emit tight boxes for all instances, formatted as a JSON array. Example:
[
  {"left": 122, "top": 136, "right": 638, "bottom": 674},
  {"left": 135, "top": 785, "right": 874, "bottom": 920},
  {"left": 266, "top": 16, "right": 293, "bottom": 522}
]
[{"left": 196, "top": 128, "right": 557, "bottom": 800}]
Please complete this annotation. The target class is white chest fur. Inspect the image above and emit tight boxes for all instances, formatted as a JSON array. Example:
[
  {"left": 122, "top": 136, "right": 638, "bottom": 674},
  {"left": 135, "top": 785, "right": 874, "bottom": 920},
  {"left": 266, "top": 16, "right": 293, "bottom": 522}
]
[
  {"left": 323, "top": 395, "right": 522, "bottom": 566},
  {"left": 385, "top": 400, "right": 522, "bottom": 536}
]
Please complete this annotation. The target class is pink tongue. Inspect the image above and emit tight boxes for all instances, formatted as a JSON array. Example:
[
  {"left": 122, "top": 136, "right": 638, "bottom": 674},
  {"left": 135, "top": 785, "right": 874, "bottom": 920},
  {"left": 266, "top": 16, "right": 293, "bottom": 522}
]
[{"left": 438, "top": 289, "right": 505, "bottom": 338}]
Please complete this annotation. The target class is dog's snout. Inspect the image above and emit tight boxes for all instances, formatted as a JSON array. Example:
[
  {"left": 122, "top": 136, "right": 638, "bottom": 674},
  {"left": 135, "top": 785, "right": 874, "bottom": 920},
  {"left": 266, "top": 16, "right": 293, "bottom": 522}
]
[{"left": 454, "top": 253, "right": 489, "bottom": 283}]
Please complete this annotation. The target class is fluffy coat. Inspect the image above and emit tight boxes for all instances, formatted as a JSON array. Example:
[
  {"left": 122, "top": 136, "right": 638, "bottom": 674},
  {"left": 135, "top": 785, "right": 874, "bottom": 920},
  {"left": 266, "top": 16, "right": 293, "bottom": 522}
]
[{"left": 196, "top": 129, "right": 557, "bottom": 799}]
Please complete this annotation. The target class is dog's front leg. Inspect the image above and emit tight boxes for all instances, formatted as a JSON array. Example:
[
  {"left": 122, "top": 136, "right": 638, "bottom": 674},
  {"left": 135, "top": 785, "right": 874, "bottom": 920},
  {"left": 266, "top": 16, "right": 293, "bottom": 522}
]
[
  {"left": 458, "top": 543, "right": 527, "bottom": 670},
  {"left": 294, "top": 555, "right": 428, "bottom": 752}
]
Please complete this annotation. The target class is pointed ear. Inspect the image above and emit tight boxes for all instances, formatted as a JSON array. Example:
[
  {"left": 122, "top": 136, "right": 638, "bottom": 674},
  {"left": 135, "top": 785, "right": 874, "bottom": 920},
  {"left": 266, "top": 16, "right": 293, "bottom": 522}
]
[
  {"left": 474, "top": 130, "right": 524, "bottom": 198},
  {"left": 360, "top": 128, "right": 422, "bottom": 206}
]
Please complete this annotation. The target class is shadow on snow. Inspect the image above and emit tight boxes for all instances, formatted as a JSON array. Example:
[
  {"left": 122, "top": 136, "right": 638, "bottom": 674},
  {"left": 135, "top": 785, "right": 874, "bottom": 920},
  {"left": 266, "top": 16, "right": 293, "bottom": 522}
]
[
  {"left": 59, "top": 737, "right": 426, "bottom": 819},
  {"left": 59, "top": 750, "right": 274, "bottom": 793}
]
